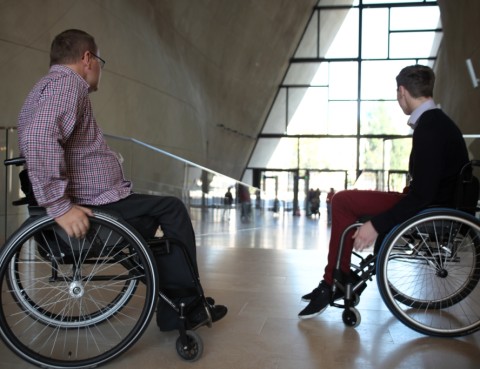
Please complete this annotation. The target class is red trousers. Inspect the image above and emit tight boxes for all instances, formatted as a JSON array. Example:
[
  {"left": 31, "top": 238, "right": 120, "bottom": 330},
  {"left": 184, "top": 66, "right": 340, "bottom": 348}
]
[{"left": 323, "top": 190, "right": 405, "bottom": 285}]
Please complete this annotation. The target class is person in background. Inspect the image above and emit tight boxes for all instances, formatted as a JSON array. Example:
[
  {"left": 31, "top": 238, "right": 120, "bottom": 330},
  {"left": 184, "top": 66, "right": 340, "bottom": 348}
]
[
  {"left": 223, "top": 187, "right": 233, "bottom": 220},
  {"left": 326, "top": 188, "right": 335, "bottom": 224},
  {"left": 238, "top": 184, "right": 252, "bottom": 222}
]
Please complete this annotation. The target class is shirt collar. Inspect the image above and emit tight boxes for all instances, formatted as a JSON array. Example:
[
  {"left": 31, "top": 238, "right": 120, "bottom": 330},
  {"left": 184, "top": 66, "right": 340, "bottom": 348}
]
[
  {"left": 407, "top": 99, "right": 437, "bottom": 129},
  {"left": 49, "top": 64, "right": 89, "bottom": 89}
]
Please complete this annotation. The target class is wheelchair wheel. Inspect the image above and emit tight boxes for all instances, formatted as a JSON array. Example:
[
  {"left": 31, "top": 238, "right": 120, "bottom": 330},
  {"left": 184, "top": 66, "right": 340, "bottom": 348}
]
[
  {"left": 176, "top": 330, "right": 204, "bottom": 361},
  {"left": 342, "top": 307, "right": 361, "bottom": 328},
  {"left": 377, "top": 209, "right": 480, "bottom": 337},
  {"left": 0, "top": 211, "right": 158, "bottom": 369}
]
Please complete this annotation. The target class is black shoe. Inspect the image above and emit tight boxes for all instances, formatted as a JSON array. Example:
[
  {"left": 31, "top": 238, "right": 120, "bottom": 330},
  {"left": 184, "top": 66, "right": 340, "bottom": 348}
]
[
  {"left": 301, "top": 273, "right": 366, "bottom": 302},
  {"left": 301, "top": 278, "right": 347, "bottom": 302},
  {"left": 301, "top": 285, "right": 343, "bottom": 302},
  {"left": 156, "top": 296, "right": 218, "bottom": 332},
  {"left": 185, "top": 300, "right": 228, "bottom": 330},
  {"left": 298, "top": 281, "right": 331, "bottom": 319}
]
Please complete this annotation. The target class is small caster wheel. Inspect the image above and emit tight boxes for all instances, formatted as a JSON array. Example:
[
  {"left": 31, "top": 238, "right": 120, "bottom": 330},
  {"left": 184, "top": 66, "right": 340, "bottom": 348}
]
[
  {"left": 176, "top": 330, "right": 204, "bottom": 361},
  {"left": 342, "top": 307, "right": 361, "bottom": 328}
]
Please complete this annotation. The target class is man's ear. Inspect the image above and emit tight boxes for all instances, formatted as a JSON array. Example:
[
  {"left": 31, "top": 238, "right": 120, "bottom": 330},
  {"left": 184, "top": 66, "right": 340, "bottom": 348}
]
[
  {"left": 81, "top": 50, "right": 92, "bottom": 69},
  {"left": 398, "top": 85, "right": 412, "bottom": 100}
]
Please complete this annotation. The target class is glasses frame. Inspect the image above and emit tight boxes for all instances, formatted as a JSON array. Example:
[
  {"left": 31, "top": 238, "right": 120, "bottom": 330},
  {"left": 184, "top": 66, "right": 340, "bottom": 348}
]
[{"left": 91, "top": 52, "right": 106, "bottom": 69}]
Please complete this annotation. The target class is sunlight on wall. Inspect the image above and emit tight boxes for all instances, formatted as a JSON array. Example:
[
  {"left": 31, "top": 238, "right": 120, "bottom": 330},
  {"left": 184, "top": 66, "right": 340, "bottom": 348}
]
[{"left": 266, "top": 1, "right": 441, "bottom": 195}]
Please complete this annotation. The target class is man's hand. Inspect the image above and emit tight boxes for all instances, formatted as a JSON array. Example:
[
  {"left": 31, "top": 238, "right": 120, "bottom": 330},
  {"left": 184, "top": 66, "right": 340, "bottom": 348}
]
[
  {"left": 55, "top": 205, "right": 93, "bottom": 239},
  {"left": 352, "top": 221, "right": 378, "bottom": 251}
]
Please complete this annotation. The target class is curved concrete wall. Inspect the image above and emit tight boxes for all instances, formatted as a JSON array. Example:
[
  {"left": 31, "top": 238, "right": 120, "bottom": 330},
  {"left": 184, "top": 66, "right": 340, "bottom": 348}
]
[
  {"left": 435, "top": 0, "right": 480, "bottom": 158},
  {"left": 0, "top": 0, "right": 316, "bottom": 180},
  {"left": 2, "top": 0, "right": 478, "bottom": 185}
]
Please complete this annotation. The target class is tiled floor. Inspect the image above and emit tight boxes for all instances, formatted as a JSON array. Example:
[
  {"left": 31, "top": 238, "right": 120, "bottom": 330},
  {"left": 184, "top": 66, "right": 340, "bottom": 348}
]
[{"left": 1, "top": 207, "right": 480, "bottom": 369}]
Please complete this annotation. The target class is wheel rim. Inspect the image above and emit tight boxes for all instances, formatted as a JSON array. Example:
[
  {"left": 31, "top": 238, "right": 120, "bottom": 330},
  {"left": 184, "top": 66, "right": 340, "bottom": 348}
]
[
  {"left": 378, "top": 210, "right": 480, "bottom": 336},
  {"left": 0, "top": 213, "right": 158, "bottom": 368}
]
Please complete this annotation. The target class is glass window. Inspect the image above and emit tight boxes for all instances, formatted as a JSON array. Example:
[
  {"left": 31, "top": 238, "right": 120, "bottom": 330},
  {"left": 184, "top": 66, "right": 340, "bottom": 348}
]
[
  {"left": 390, "top": 6, "right": 441, "bottom": 30},
  {"left": 306, "top": 170, "right": 348, "bottom": 193},
  {"left": 362, "top": 8, "right": 389, "bottom": 59},
  {"left": 262, "top": 89, "right": 286, "bottom": 134},
  {"left": 390, "top": 31, "right": 441, "bottom": 58},
  {"left": 248, "top": 138, "right": 287, "bottom": 168},
  {"left": 322, "top": 9, "right": 359, "bottom": 58},
  {"left": 299, "top": 138, "right": 357, "bottom": 170},
  {"left": 329, "top": 61, "right": 358, "bottom": 100},
  {"left": 327, "top": 101, "right": 357, "bottom": 135},
  {"left": 351, "top": 170, "right": 382, "bottom": 190},
  {"left": 250, "top": 1, "right": 442, "bottom": 190},
  {"left": 386, "top": 137, "right": 412, "bottom": 171},
  {"left": 311, "top": 62, "right": 329, "bottom": 86},
  {"left": 284, "top": 63, "right": 323, "bottom": 86},
  {"left": 360, "top": 138, "right": 385, "bottom": 170},
  {"left": 287, "top": 87, "right": 328, "bottom": 134},
  {"left": 361, "top": 60, "right": 413, "bottom": 100},
  {"left": 294, "top": 13, "right": 318, "bottom": 58},
  {"left": 360, "top": 100, "right": 411, "bottom": 135},
  {"left": 266, "top": 137, "right": 299, "bottom": 169}
]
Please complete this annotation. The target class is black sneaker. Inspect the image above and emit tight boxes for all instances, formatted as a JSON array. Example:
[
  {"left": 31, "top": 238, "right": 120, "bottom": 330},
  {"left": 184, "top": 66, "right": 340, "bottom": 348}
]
[
  {"left": 301, "top": 285, "right": 343, "bottom": 302},
  {"left": 185, "top": 300, "right": 228, "bottom": 330},
  {"left": 298, "top": 281, "right": 331, "bottom": 319},
  {"left": 156, "top": 296, "right": 219, "bottom": 332},
  {"left": 301, "top": 273, "right": 366, "bottom": 302}
]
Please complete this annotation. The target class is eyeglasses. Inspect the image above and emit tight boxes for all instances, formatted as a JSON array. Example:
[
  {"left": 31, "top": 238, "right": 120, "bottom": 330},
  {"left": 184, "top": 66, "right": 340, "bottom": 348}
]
[{"left": 91, "top": 52, "right": 106, "bottom": 69}]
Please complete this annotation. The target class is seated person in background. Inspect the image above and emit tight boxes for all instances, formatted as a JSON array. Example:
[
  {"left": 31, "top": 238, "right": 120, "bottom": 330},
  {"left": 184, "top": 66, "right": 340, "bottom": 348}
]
[
  {"left": 299, "top": 64, "right": 469, "bottom": 319},
  {"left": 17, "top": 28, "right": 227, "bottom": 331}
]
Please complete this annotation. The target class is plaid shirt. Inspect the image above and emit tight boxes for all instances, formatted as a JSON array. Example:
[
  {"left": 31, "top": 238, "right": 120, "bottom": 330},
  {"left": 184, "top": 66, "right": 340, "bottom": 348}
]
[{"left": 18, "top": 65, "right": 132, "bottom": 218}]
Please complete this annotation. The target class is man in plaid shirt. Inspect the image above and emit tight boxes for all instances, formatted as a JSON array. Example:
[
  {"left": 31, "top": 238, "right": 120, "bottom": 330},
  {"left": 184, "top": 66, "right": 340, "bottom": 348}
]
[{"left": 17, "top": 29, "right": 227, "bottom": 332}]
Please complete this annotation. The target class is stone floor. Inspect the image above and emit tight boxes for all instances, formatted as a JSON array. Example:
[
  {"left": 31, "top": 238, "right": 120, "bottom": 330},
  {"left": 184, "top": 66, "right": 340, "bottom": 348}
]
[{"left": 1, "top": 206, "right": 479, "bottom": 369}]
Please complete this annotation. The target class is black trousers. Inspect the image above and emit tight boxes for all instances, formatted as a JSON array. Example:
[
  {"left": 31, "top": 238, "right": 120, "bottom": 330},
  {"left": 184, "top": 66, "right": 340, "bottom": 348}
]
[
  {"left": 95, "top": 193, "right": 204, "bottom": 330},
  {"left": 96, "top": 193, "right": 199, "bottom": 285}
]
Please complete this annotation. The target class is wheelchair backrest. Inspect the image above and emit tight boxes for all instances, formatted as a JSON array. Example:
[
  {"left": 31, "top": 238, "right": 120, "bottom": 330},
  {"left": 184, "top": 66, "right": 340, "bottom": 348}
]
[
  {"left": 4, "top": 157, "right": 38, "bottom": 208},
  {"left": 453, "top": 160, "right": 480, "bottom": 214}
]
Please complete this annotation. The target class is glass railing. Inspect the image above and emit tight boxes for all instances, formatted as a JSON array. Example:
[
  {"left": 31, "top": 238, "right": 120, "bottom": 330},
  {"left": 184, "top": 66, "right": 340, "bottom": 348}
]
[
  {"left": 0, "top": 128, "right": 259, "bottom": 243},
  {"left": 1, "top": 127, "right": 24, "bottom": 242},
  {"left": 1, "top": 127, "right": 479, "bottom": 243}
]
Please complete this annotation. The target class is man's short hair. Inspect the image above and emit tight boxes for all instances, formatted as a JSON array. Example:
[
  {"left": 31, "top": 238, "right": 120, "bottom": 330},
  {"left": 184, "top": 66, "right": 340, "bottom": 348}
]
[
  {"left": 50, "top": 29, "right": 97, "bottom": 67},
  {"left": 396, "top": 65, "right": 435, "bottom": 98}
]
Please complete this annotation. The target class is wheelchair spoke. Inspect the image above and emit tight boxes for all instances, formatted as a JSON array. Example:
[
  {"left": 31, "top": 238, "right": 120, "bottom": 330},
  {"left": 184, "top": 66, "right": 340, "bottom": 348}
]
[
  {"left": 0, "top": 213, "right": 157, "bottom": 368},
  {"left": 377, "top": 209, "right": 480, "bottom": 337}
]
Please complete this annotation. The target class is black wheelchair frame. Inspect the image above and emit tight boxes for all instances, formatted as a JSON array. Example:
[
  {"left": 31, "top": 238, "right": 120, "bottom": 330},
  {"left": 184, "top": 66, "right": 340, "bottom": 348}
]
[
  {"left": 0, "top": 158, "right": 211, "bottom": 368},
  {"left": 329, "top": 160, "right": 480, "bottom": 337}
]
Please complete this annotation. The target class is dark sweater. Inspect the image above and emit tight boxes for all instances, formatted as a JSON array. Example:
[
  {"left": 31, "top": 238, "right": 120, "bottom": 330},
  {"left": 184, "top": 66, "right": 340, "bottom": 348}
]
[{"left": 371, "top": 109, "right": 469, "bottom": 234}]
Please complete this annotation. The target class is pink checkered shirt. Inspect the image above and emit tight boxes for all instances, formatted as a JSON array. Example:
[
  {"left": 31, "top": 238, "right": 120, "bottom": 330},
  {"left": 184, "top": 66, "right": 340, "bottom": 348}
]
[{"left": 17, "top": 65, "right": 132, "bottom": 218}]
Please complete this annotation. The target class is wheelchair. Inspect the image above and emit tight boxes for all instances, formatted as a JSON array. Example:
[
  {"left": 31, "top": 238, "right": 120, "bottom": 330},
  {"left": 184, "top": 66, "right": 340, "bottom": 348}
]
[
  {"left": 0, "top": 158, "right": 211, "bottom": 368},
  {"left": 330, "top": 160, "right": 480, "bottom": 337}
]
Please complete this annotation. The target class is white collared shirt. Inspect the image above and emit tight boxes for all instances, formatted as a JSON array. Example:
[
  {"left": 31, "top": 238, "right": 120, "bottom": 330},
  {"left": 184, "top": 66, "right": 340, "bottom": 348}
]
[{"left": 408, "top": 99, "right": 438, "bottom": 129}]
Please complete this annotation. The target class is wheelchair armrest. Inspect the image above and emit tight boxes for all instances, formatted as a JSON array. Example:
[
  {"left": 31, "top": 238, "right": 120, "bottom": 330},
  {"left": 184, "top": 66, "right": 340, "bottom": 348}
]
[
  {"left": 12, "top": 197, "right": 29, "bottom": 206},
  {"left": 4, "top": 157, "right": 26, "bottom": 167}
]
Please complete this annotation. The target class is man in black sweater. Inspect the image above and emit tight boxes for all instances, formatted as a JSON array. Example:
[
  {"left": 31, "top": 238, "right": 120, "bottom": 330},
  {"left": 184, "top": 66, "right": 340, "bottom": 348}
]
[{"left": 299, "top": 64, "right": 470, "bottom": 319}]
